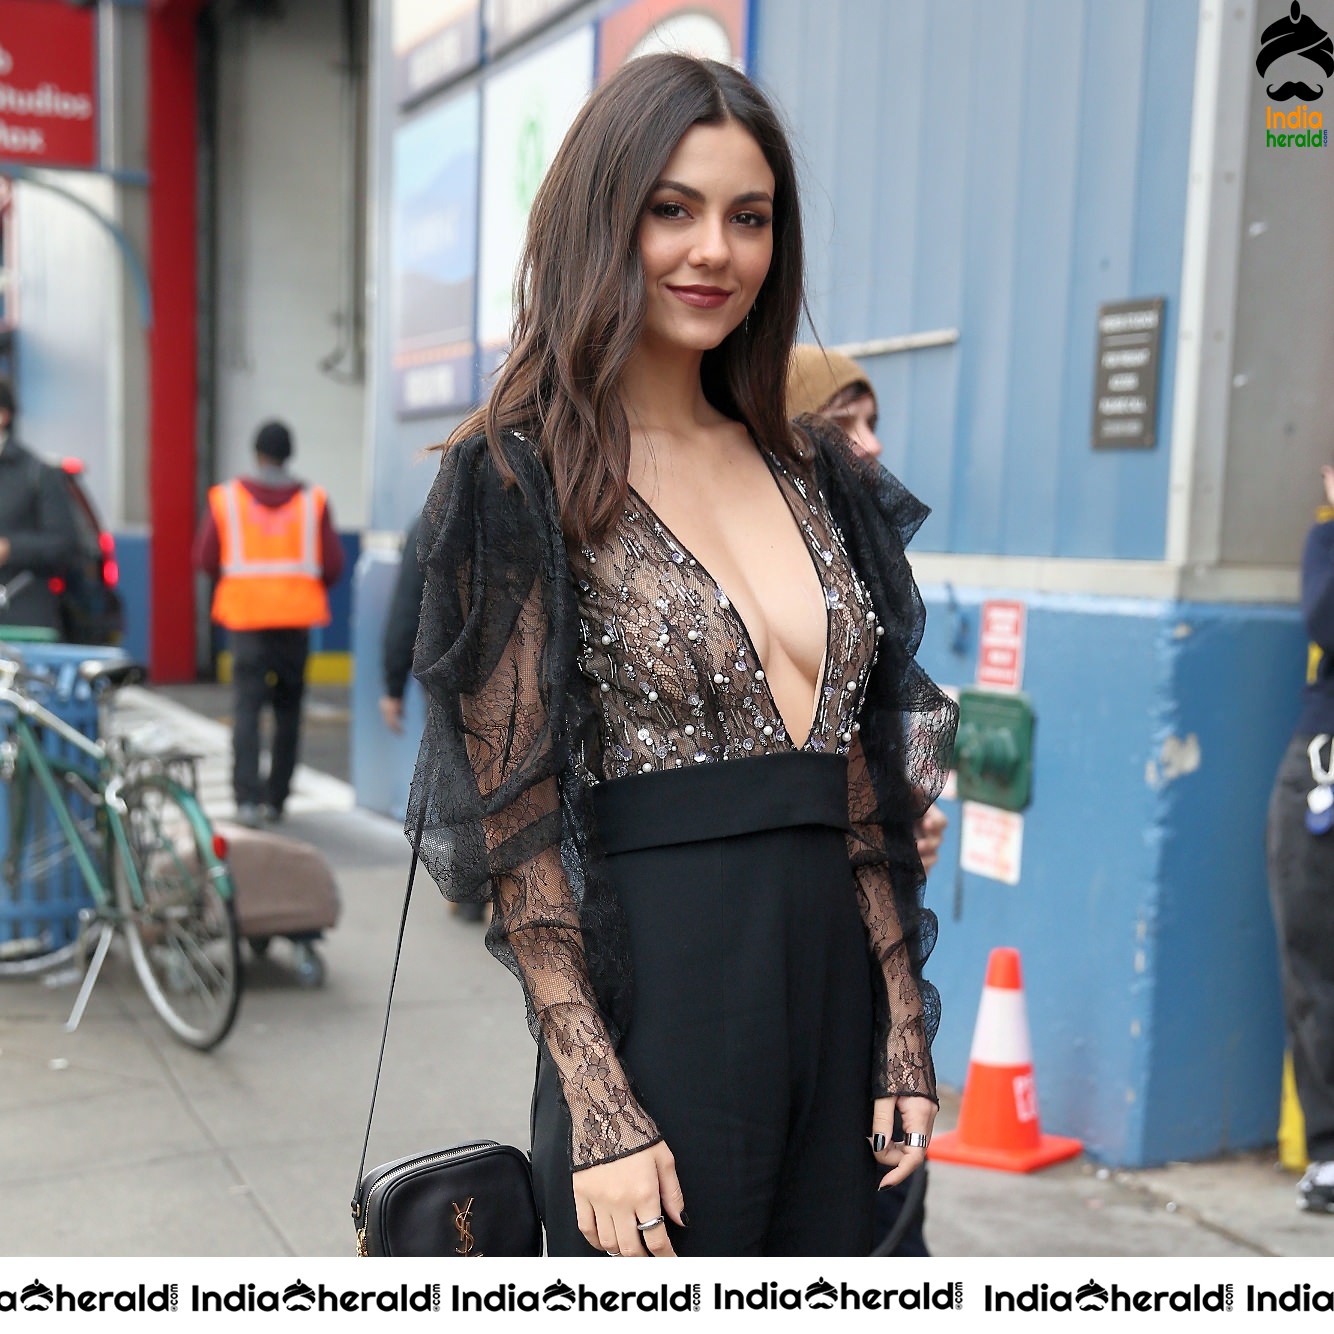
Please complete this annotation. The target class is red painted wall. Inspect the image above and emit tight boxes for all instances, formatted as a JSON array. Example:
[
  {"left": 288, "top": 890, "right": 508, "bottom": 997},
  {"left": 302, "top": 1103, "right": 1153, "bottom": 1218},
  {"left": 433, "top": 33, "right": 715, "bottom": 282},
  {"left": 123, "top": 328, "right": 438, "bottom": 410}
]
[{"left": 147, "top": 0, "right": 203, "bottom": 681}]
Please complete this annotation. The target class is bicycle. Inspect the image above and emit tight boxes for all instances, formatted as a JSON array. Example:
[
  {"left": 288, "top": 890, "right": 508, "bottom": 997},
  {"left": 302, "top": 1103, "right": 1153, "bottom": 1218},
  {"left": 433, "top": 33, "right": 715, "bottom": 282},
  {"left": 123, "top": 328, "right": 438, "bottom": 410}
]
[{"left": 0, "top": 576, "right": 242, "bottom": 1049}]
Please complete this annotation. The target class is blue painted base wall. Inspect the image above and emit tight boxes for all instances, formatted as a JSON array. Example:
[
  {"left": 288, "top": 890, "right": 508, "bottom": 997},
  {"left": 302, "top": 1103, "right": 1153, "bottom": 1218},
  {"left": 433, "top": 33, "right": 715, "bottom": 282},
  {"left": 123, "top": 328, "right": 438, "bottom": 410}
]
[
  {"left": 913, "top": 588, "right": 1302, "bottom": 1167},
  {"left": 349, "top": 573, "right": 1305, "bottom": 1167}
]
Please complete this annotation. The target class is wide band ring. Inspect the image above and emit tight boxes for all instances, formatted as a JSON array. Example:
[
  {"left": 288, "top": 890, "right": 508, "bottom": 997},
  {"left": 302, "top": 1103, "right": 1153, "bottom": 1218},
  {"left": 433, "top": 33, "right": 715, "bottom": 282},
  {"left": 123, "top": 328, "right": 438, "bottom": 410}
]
[
  {"left": 636, "top": 1215, "right": 667, "bottom": 1232},
  {"left": 901, "top": 1132, "right": 930, "bottom": 1150}
]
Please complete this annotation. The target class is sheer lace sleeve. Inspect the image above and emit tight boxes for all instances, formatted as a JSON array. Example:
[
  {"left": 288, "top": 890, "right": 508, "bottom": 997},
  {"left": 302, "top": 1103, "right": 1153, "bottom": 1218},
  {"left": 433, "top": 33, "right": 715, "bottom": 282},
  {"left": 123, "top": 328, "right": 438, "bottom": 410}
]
[
  {"left": 407, "top": 432, "right": 660, "bottom": 1170},
  {"left": 847, "top": 735, "right": 938, "bottom": 1101},
  {"left": 802, "top": 415, "right": 959, "bottom": 1100}
]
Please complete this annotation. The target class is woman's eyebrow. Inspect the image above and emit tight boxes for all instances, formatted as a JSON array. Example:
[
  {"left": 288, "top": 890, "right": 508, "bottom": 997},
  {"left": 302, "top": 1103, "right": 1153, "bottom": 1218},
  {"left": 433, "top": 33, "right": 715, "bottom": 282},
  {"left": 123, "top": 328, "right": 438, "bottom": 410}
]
[{"left": 651, "top": 179, "right": 774, "bottom": 206}]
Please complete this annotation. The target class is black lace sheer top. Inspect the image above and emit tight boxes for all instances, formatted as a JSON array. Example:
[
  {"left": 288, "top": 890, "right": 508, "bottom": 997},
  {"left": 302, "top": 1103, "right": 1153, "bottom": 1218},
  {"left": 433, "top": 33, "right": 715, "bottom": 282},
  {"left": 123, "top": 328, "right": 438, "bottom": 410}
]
[
  {"left": 408, "top": 419, "right": 958, "bottom": 1171},
  {"left": 572, "top": 451, "right": 878, "bottom": 772}
]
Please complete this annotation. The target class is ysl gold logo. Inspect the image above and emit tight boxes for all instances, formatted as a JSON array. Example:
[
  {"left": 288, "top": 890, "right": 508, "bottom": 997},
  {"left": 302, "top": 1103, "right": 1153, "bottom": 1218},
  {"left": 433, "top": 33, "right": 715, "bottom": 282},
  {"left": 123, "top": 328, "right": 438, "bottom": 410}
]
[{"left": 453, "top": 1197, "right": 481, "bottom": 1256}]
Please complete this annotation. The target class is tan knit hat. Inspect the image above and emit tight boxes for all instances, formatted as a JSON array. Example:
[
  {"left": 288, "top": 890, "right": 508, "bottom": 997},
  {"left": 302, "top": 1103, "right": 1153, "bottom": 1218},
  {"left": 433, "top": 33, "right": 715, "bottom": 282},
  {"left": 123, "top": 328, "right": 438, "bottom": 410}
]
[{"left": 786, "top": 344, "right": 871, "bottom": 418}]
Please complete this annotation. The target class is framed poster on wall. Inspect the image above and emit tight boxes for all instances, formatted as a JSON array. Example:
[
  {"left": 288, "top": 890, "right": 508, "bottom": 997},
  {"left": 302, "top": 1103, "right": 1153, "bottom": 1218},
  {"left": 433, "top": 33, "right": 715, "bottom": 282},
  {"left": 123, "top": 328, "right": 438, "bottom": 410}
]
[
  {"left": 597, "top": 0, "right": 750, "bottom": 80},
  {"left": 390, "top": 90, "right": 480, "bottom": 418},
  {"left": 477, "top": 25, "right": 595, "bottom": 378},
  {"left": 391, "top": 0, "right": 481, "bottom": 106}
]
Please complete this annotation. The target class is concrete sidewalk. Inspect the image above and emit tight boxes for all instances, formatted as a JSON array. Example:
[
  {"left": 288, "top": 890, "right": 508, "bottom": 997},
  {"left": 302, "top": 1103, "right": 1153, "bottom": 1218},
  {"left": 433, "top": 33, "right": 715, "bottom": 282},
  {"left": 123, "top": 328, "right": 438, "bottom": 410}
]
[{"left": 0, "top": 691, "right": 1328, "bottom": 1259}]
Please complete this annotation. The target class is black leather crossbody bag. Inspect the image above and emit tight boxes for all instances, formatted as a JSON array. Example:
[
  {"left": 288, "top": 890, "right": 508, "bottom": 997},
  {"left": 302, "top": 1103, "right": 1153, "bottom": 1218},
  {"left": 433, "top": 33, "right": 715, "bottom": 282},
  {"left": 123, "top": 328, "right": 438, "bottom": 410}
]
[{"left": 351, "top": 810, "right": 543, "bottom": 1257}]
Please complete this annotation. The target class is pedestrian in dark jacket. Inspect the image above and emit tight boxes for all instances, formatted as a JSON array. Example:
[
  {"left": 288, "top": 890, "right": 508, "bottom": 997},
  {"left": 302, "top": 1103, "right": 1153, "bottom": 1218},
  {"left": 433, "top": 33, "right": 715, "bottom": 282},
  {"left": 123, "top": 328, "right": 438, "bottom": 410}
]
[
  {"left": 378, "top": 508, "right": 484, "bottom": 925},
  {"left": 1267, "top": 462, "right": 1334, "bottom": 1215},
  {"left": 0, "top": 379, "right": 79, "bottom": 634},
  {"left": 378, "top": 510, "right": 424, "bottom": 735}
]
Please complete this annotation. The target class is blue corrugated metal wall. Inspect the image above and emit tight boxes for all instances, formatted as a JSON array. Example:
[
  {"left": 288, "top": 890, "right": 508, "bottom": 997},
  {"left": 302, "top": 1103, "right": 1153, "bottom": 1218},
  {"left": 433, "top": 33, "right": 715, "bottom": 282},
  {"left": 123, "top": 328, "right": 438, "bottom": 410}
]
[
  {"left": 914, "top": 588, "right": 1298, "bottom": 1165},
  {"left": 754, "top": 0, "right": 1198, "bottom": 560}
]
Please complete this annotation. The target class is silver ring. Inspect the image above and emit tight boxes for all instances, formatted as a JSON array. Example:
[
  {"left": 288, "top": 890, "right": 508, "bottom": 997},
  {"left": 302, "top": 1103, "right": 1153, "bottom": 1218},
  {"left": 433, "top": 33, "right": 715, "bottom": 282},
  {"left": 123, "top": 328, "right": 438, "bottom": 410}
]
[
  {"left": 636, "top": 1215, "right": 667, "bottom": 1232},
  {"left": 902, "top": 1132, "right": 929, "bottom": 1149},
  {"left": 605, "top": 1250, "right": 620, "bottom": 1257}
]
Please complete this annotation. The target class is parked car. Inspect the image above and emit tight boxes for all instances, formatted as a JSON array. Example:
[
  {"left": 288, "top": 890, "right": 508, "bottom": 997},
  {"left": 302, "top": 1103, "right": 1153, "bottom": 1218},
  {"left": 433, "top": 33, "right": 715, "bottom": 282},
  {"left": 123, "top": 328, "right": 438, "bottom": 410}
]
[{"left": 53, "top": 459, "right": 124, "bottom": 646}]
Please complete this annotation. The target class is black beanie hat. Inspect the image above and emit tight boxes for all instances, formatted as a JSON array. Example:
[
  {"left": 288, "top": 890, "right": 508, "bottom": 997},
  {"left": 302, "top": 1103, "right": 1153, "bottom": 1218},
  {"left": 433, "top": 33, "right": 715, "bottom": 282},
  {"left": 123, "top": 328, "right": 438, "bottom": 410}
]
[{"left": 254, "top": 419, "right": 293, "bottom": 462}]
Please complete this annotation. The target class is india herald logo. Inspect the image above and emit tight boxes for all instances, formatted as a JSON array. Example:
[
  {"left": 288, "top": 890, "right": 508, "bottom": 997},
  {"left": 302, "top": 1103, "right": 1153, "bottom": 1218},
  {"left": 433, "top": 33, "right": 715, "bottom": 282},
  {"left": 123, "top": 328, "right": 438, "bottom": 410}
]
[
  {"left": 1257, "top": 2, "right": 1334, "bottom": 100},
  {"left": 21, "top": 1282, "right": 53, "bottom": 1312}
]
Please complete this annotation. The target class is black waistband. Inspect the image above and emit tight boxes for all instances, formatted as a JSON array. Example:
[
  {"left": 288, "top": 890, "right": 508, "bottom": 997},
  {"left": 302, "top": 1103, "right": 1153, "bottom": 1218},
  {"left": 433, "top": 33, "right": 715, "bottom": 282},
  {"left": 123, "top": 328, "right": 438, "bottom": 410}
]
[{"left": 591, "top": 751, "right": 849, "bottom": 855}]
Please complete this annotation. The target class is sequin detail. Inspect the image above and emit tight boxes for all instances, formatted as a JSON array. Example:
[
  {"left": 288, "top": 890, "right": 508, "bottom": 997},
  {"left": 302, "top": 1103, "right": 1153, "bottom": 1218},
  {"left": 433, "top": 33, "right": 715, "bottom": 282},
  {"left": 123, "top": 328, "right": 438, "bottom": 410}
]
[{"left": 571, "top": 455, "right": 877, "bottom": 781}]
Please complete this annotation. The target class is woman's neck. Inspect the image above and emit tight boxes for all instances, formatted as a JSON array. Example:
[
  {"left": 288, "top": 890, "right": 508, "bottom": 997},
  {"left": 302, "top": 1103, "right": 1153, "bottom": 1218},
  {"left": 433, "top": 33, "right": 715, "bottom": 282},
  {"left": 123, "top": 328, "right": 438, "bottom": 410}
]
[{"left": 619, "top": 340, "right": 716, "bottom": 436}]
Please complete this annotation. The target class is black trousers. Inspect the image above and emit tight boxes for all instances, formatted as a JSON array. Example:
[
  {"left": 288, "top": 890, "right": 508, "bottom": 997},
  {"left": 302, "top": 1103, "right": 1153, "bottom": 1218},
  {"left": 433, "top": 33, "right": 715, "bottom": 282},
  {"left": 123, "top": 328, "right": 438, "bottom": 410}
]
[
  {"left": 229, "top": 627, "right": 309, "bottom": 810},
  {"left": 1267, "top": 733, "right": 1334, "bottom": 1161},
  {"left": 531, "top": 753, "right": 881, "bottom": 1257}
]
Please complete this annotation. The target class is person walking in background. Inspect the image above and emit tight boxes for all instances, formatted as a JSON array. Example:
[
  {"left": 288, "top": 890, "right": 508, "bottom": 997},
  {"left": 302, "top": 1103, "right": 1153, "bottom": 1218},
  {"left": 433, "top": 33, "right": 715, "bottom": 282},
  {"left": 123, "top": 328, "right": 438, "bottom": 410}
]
[
  {"left": 193, "top": 420, "right": 344, "bottom": 829},
  {"left": 379, "top": 509, "right": 484, "bottom": 926},
  {"left": 788, "top": 342, "right": 948, "bottom": 1256},
  {"left": 1267, "top": 461, "right": 1334, "bottom": 1215},
  {"left": 0, "top": 377, "right": 78, "bottom": 633},
  {"left": 378, "top": 509, "right": 424, "bottom": 737}
]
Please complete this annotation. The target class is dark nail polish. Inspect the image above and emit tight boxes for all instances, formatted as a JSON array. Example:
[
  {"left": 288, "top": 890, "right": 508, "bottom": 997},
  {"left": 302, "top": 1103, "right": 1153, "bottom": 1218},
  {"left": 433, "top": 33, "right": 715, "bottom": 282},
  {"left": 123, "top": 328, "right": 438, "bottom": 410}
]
[
  {"left": 872, "top": 1133, "right": 887, "bottom": 1153},
  {"left": 680, "top": 1210, "right": 690, "bottom": 1227}
]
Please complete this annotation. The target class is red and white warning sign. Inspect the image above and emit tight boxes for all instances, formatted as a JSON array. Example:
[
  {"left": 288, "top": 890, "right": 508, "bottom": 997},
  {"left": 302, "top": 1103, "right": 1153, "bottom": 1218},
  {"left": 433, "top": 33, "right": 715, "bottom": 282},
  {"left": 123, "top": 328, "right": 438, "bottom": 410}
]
[
  {"left": 960, "top": 801, "right": 1024, "bottom": 885},
  {"left": 976, "top": 599, "right": 1026, "bottom": 691}
]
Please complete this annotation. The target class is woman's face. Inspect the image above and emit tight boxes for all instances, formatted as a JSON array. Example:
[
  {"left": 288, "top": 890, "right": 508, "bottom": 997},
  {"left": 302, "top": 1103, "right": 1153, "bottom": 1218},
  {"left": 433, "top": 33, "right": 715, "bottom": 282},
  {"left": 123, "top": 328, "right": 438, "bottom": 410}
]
[
  {"left": 825, "top": 391, "right": 882, "bottom": 460},
  {"left": 637, "top": 119, "right": 775, "bottom": 357}
]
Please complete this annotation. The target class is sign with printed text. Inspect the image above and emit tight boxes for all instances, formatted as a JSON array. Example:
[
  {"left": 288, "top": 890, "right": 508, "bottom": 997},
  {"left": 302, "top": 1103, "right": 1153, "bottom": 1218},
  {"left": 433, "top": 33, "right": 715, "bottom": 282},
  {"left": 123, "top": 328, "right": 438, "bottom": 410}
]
[
  {"left": 976, "top": 599, "right": 1026, "bottom": 691},
  {"left": 392, "top": 0, "right": 481, "bottom": 106},
  {"left": 484, "top": 0, "right": 582, "bottom": 56},
  {"left": 0, "top": 0, "right": 97, "bottom": 169},
  {"left": 1091, "top": 297, "right": 1164, "bottom": 449},
  {"left": 960, "top": 801, "right": 1024, "bottom": 885}
]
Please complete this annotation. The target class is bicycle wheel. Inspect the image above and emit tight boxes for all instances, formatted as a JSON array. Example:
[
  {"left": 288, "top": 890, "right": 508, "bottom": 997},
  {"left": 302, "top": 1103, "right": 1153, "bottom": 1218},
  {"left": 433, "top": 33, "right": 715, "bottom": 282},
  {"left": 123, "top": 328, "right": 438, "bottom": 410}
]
[
  {"left": 0, "top": 759, "right": 101, "bottom": 978},
  {"left": 117, "top": 775, "right": 241, "bottom": 1049}
]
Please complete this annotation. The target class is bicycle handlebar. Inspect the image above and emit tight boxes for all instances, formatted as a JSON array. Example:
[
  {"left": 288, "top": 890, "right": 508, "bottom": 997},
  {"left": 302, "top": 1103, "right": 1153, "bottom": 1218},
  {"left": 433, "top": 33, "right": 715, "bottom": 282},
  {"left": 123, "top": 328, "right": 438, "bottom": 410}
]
[{"left": 0, "top": 571, "right": 35, "bottom": 613}]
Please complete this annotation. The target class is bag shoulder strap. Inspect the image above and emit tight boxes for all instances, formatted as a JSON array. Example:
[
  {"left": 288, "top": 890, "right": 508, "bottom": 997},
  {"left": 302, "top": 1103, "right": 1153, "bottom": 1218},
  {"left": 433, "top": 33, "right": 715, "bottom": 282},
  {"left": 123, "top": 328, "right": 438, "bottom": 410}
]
[{"left": 352, "top": 805, "right": 427, "bottom": 1215}]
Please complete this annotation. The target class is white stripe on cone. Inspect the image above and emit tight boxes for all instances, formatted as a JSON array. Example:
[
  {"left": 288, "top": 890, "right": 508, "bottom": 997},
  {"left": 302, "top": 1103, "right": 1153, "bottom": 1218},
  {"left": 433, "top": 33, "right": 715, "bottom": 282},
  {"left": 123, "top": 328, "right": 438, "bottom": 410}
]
[{"left": 968, "top": 986, "right": 1033, "bottom": 1067}]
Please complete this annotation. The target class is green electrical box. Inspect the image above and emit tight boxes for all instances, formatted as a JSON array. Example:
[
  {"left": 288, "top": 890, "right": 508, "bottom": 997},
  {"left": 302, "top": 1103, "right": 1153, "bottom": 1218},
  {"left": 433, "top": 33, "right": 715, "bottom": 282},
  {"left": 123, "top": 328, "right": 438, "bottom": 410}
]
[{"left": 953, "top": 688, "right": 1035, "bottom": 812}]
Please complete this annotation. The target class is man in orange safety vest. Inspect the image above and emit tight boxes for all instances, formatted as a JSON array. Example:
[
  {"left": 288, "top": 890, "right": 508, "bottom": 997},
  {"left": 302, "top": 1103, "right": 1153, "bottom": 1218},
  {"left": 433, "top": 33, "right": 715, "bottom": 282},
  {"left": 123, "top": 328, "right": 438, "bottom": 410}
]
[{"left": 193, "top": 420, "right": 345, "bottom": 827}]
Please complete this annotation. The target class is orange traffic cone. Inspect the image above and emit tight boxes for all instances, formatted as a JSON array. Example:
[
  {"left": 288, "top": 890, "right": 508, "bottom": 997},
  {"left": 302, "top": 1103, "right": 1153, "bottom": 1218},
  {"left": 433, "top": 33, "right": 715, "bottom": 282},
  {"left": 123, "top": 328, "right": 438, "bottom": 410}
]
[{"left": 928, "top": 947, "right": 1083, "bottom": 1172}]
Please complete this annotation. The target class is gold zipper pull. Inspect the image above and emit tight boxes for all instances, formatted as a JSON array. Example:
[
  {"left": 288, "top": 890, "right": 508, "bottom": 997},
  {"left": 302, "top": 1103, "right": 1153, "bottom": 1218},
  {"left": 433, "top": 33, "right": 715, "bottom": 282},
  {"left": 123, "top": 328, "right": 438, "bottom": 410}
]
[{"left": 356, "top": 1228, "right": 368, "bottom": 1258}]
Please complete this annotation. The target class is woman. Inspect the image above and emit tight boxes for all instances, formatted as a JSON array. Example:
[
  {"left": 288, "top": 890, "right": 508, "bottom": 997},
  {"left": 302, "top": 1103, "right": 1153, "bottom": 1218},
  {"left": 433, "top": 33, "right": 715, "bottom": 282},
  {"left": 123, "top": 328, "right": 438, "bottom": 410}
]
[{"left": 410, "top": 53, "right": 956, "bottom": 1258}]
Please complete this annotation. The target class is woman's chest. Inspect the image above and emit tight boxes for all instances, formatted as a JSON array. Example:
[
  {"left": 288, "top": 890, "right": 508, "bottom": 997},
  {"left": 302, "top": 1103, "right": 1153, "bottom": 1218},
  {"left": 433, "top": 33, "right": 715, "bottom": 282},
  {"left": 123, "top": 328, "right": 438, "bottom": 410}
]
[{"left": 568, "top": 467, "right": 884, "bottom": 780}]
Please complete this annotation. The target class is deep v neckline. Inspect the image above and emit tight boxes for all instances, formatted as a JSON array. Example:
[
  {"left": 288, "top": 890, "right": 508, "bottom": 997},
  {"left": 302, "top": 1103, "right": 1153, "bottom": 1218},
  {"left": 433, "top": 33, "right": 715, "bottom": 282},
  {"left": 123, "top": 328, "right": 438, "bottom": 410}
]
[{"left": 625, "top": 455, "right": 834, "bottom": 751}]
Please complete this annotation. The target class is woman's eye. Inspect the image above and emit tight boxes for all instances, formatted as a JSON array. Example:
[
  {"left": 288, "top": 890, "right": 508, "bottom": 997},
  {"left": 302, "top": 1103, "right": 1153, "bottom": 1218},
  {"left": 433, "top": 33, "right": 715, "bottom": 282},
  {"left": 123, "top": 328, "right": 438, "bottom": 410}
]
[
  {"left": 651, "top": 202, "right": 689, "bottom": 220},
  {"left": 733, "top": 211, "right": 772, "bottom": 228}
]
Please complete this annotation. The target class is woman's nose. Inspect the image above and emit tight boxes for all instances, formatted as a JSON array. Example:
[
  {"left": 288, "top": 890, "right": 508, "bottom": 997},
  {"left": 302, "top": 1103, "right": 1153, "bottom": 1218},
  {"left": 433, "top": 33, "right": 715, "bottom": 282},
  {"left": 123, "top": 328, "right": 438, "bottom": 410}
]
[{"left": 688, "top": 217, "right": 729, "bottom": 268}]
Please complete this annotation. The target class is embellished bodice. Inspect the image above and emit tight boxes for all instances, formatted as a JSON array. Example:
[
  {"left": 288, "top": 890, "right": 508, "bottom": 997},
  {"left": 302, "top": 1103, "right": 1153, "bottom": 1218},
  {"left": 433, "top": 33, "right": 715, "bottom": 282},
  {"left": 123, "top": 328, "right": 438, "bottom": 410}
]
[{"left": 570, "top": 454, "right": 887, "bottom": 781}]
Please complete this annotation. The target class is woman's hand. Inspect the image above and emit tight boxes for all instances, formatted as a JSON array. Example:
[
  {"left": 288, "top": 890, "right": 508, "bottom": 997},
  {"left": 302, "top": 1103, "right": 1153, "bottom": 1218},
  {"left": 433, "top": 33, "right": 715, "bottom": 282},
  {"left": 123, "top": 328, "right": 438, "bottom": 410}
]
[
  {"left": 869, "top": 1094, "right": 937, "bottom": 1189},
  {"left": 913, "top": 805, "right": 948, "bottom": 875},
  {"left": 573, "top": 1140, "right": 686, "bottom": 1257}
]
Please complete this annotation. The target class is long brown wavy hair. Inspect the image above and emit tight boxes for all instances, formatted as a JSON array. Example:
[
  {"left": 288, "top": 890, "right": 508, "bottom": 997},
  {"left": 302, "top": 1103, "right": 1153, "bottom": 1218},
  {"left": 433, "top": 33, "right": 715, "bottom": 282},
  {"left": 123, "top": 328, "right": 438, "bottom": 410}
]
[{"left": 448, "top": 53, "right": 806, "bottom": 546}]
